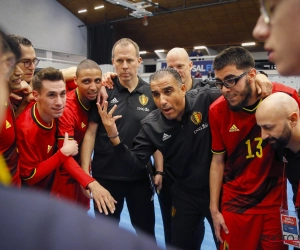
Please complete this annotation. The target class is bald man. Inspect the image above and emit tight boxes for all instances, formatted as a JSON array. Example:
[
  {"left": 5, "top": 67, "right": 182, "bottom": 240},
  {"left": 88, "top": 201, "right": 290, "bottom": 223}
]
[{"left": 256, "top": 93, "right": 300, "bottom": 230}]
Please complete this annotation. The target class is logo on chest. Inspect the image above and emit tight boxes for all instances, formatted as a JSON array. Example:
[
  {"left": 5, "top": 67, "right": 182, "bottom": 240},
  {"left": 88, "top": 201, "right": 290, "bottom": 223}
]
[
  {"left": 139, "top": 94, "right": 149, "bottom": 106},
  {"left": 229, "top": 124, "right": 240, "bottom": 132},
  {"left": 191, "top": 111, "right": 202, "bottom": 125},
  {"left": 6, "top": 120, "right": 11, "bottom": 129}
]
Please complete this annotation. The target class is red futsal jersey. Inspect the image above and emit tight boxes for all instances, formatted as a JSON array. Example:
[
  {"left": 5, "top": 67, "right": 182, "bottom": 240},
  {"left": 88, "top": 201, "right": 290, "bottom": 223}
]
[
  {"left": 66, "top": 80, "right": 77, "bottom": 92},
  {"left": 54, "top": 88, "right": 93, "bottom": 205},
  {"left": 209, "top": 82, "right": 300, "bottom": 214},
  {"left": 16, "top": 102, "right": 68, "bottom": 191},
  {"left": 0, "top": 101, "right": 20, "bottom": 186}
]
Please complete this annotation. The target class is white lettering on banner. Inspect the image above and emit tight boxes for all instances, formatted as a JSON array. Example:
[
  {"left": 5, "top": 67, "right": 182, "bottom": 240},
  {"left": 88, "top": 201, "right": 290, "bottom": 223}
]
[{"left": 191, "top": 64, "right": 213, "bottom": 72}]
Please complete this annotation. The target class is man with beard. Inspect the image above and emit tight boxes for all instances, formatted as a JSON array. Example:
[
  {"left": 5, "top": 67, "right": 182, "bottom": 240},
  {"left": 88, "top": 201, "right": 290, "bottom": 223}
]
[
  {"left": 256, "top": 92, "right": 300, "bottom": 243},
  {"left": 209, "top": 46, "right": 299, "bottom": 250}
]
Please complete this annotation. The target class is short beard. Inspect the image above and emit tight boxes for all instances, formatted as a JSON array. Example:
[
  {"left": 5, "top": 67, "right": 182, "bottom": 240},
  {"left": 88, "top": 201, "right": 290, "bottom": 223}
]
[
  {"left": 268, "top": 123, "right": 291, "bottom": 150},
  {"left": 228, "top": 81, "right": 252, "bottom": 112}
]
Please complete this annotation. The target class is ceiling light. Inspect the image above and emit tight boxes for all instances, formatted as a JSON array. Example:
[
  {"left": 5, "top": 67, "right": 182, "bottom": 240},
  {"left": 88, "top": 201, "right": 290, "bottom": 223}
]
[
  {"left": 155, "top": 50, "right": 164, "bottom": 53},
  {"left": 78, "top": 9, "right": 87, "bottom": 13},
  {"left": 139, "top": 51, "right": 147, "bottom": 54},
  {"left": 194, "top": 46, "right": 207, "bottom": 49},
  {"left": 242, "top": 42, "right": 256, "bottom": 46},
  {"left": 94, "top": 5, "right": 104, "bottom": 9}
]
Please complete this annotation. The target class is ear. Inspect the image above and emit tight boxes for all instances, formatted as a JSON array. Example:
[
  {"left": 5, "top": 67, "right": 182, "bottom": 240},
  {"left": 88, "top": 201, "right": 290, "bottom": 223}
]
[
  {"left": 248, "top": 68, "right": 257, "bottom": 83},
  {"left": 74, "top": 76, "right": 78, "bottom": 86},
  {"left": 188, "top": 60, "right": 193, "bottom": 71},
  {"left": 181, "top": 84, "right": 186, "bottom": 96},
  {"left": 111, "top": 59, "right": 116, "bottom": 69},
  {"left": 290, "top": 112, "right": 298, "bottom": 127},
  {"left": 137, "top": 57, "right": 142, "bottom": 68},
  {"left": 32, "top": 90, "right": 39, "bottom": 102}
]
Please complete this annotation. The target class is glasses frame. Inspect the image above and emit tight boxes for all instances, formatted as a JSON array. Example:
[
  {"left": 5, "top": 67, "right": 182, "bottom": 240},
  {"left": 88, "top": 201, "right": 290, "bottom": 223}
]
[
  {"left": 215, "top": 71, "right": 249, "bottom": 90},
  {"left": 18, "top": 58, "right": 40, "bottom": 69}
]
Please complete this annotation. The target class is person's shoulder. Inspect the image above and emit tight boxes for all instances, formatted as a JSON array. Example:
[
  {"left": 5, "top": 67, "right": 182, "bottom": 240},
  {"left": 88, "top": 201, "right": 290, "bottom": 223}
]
[
  {"left": 209, "top": 95, "right": 226, "bottom": 110},
  {"left": 66, "top": 88, "right": 76, "bottom": 101},
  {"left": 16, "top": 102, "right": 34, "bottom": 124},
  {"left": 272, "top": 82, "right": 297, "bottom": 95},
  {"left": 138, "top": 76, "right": 148, "bottom": 84}
]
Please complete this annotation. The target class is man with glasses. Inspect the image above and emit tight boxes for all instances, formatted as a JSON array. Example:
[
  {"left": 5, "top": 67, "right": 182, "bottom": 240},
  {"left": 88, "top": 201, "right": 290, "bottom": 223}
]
[
  {"left": 253, "top": 0, "right": 300, "bottom": 76},
  {"left": 209, "top": 46, "right": 298, "bottom": 250},
  {"left": 8, "top": 35, "right": 39, "bottom": 84}
]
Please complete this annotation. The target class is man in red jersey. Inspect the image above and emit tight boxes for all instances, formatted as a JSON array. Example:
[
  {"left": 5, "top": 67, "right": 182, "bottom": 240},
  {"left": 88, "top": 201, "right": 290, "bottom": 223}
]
[
  {"left": 16, "top": 67, "right": 116, "bottom": 214},
  {"left": 209, "top": 47, "right": 300, "bottom": 250},
  {"left": 56, "top": 59, "right": 115, "bottom": 210},
  {"left": 9, "top": 35, "right": 38, "bottom": 85},
  {"left": 0, "top": 34, "right": 23, "bottom": 186}
]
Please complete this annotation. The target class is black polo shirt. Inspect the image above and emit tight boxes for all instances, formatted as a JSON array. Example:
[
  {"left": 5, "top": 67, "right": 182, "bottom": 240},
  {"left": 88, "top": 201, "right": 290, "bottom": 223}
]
[
  {"left": 114, "top": 87, "right": 216, "bottom": 192},
  {"left": 90, "top": 76, "right": 157, "bottom": 180},
  {"left": 163, "top": 78, "right": 221, "bottom": 179}
]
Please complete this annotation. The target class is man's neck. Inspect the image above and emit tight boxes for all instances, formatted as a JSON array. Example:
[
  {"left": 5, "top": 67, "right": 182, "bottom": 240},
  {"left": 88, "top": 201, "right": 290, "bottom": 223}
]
[
  {"left": 185, "top": 77, "right": 193, "bottom": 91},
  {"left": 36, "top": 103, "right": 52, "bottom": 125},
  {"left": 119, "top": 76, "right": 139, "bottom": 92},
  {"left": 77, "top": 89, "right": 90, "bottom": 109}
]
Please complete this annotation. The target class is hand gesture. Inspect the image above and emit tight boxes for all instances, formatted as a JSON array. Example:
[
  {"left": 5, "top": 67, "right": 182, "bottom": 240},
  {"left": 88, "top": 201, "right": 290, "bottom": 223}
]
[
  {"left": 60, "top": 132, "right": 78, "bottom": 156},
  {"left": 96, "top": 101, "right": 121, "bottom": 139}
]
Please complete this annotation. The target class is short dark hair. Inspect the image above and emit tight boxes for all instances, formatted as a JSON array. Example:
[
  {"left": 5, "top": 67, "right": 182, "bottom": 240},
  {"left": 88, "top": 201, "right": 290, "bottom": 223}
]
[
  {"left": 149, "top": 67, "right": 182, "bottom": 86},
  {"left": 32, "top": 67, "right": 64, "bottom": 93},
  {"left": 213, "top": 46, "right": 255, "bottom": 71},
  {"left": 76, "top": 59, "right": 102, "bottom": 77},
  {"left": 112, "top": 38, "right": 139, "bottom": 58},
  {"left": 3, "top": 35, "right": 21, "bottom": 60},
  {"left": 7, "top": 34, "right": 33, "bottom": 47}
]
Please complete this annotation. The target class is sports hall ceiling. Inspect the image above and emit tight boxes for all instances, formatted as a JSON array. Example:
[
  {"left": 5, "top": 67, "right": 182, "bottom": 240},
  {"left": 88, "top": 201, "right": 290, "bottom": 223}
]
[{"left": 57, "top": 0, "right": 264, "bottom": 59}]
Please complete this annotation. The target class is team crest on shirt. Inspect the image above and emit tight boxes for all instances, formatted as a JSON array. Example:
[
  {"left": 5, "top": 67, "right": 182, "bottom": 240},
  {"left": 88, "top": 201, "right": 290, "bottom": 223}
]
[
  {"left": 139, "top": 94, "right": 148, "bottom": 106},
  {"left": 81, "top": 122, "right": 86, "bottom": 129},
  {"left": 5, "top": 120, "right": 11, "bottom": 129},
  {"left": 47, "top": 145, "right": 52, "bottom": 153},
  {"left": 191, "top": 111, "right": 202, "bottom": 125}
]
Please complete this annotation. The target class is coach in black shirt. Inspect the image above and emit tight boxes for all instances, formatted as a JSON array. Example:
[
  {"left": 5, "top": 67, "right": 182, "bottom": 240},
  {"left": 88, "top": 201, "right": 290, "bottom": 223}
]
[
  {"left": 81, "top": 38, "right": 158, "bottom": 238},
  {"left": 98, "top": 67, "right": 216, "bottom": 249}
]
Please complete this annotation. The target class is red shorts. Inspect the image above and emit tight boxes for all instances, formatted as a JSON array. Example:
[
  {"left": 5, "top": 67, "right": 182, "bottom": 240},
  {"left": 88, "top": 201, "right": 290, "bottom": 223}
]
[{"left": 220, "top": 210, "right": 287, "bottom": 250}]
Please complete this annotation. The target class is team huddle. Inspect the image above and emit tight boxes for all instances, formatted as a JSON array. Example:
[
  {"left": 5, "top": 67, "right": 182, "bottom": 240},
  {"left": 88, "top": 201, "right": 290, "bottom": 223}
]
[{"left": 1, "top": 0, "right": 300, "bottom": 249}]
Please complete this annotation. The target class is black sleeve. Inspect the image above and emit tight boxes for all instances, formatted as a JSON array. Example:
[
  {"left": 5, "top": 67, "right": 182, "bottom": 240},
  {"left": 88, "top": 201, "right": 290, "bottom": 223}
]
[{"left": 113, "top": 127, "right": 157, "bottom": 175}]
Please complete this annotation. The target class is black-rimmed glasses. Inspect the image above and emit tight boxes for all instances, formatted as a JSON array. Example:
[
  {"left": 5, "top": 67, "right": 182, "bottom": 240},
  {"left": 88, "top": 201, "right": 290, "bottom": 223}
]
[
  {"left": 18, "top": 58, "right": 40, "bottom": 68},
  {"left": 215, "top": 71, "right": 248, "bottom": 90}
]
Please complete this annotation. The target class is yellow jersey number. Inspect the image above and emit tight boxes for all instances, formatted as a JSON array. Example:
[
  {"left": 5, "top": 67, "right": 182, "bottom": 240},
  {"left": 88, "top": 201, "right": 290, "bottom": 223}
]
[{"left": 245, "top": 138, "right": 263, "bottom": 159}]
